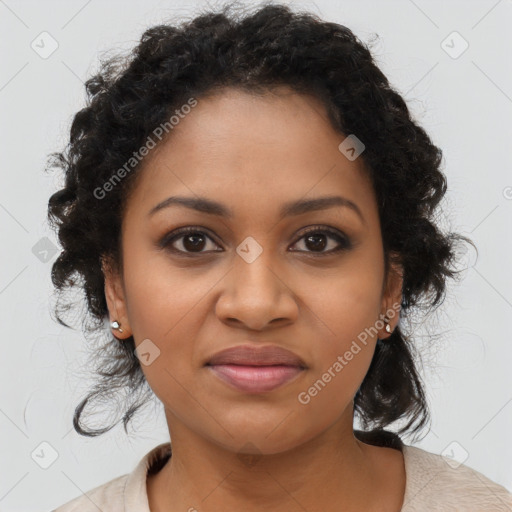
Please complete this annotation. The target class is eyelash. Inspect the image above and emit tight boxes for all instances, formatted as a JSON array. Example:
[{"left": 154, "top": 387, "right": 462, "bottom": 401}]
[{"left": 159, "top": 225, "right": 352, "bottom": 257}]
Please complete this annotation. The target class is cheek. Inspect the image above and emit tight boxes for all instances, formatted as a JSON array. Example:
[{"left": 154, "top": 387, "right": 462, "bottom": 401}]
[
  {"left": 121, "top": 234, "right": 220, "bottom": 342},
  {"left": 292, "top": 254, "right": 383, "bottom": 410},
  {"left": 300, "top": 249, "right": 384, "bottom": 349},
  {"left": 120, "top": 249, "right": 214, "bottom": 395}
]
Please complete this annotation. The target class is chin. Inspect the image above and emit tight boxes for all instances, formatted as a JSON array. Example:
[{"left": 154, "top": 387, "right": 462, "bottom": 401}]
[{"left": 204, "top": 416, "right": 318, "bottom": 457}]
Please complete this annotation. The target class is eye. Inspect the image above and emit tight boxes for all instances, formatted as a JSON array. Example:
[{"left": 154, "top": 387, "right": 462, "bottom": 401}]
[
  {"left": 159, "top": 227, "right": 221, "bottom": 255},
  {"left": 290, "top": 225, "right": 352, "bottom": 255},
  {"left": 159, "top": 225, "right": 352, "bottom": 256}
]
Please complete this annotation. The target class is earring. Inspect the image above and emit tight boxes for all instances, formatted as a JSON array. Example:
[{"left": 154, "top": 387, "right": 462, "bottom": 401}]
[
  {"left": 378, "top": 316, "right": 392, "bottom": 346},
  {"left": 111, "top": 320, "right": 123, "bottom": 333}
]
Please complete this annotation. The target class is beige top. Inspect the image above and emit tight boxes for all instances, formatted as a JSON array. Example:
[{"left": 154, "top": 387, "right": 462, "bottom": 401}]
[{"left": 52, "top": 441, "right": 512, "bottom": 511}]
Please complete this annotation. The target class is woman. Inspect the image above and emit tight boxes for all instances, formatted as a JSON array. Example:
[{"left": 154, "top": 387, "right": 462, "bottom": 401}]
[{"left": 47, "top": 3, "right": 512, "bottom": 511}]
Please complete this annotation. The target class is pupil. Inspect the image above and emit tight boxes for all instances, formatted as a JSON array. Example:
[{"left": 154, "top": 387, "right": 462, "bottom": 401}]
[
  {"left": 184, "top": 233, "right": 205, "bottom": 251},
  {"left": 306, "top": 233, "right": 326, "bottom": 251}
]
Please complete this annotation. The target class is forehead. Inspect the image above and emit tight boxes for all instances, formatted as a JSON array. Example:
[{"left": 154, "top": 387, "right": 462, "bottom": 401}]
[{"left": 124, "top": 87, "right": 378, "bottom": 226}]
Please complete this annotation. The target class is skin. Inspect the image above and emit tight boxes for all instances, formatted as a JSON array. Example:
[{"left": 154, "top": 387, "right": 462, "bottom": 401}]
[{"left": 103, "top": 86, "right": 406, "bottom": 512}]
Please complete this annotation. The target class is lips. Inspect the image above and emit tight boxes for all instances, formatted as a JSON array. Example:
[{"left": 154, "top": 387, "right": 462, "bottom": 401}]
[
  {"left": 205, "top": 345, "right": 306, "bottom": 393},
  {"left": 205, "top": 344, "right": 307, "bottom": 368}
]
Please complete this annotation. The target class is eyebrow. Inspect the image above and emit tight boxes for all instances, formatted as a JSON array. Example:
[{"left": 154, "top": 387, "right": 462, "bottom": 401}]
[{"left": 148, "top": 194, "right": 365, "bottom": 223}]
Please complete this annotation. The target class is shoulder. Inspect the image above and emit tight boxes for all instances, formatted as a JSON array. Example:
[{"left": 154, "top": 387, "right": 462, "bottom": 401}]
[
  {"left": 51, "top": 442, "right": 172, "bottom": 512},
  {"left": 401, "top": 444, "right": 512, "bottom": 512},
  {"left": 51, "top": 473, "right": 129, "bottom": 511}
]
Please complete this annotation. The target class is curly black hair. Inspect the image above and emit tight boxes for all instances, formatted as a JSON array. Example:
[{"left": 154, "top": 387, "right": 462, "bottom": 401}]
[{"left": 46, "top": 1, "right": 475, "bottom": 441}]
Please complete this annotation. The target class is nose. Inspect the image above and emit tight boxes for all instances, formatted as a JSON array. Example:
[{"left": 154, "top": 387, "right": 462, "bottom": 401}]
[{"left": 215, "top": 252, "right": 298, "bottom": 331}]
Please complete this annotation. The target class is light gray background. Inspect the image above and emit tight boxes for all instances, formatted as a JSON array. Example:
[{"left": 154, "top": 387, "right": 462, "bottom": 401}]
[{"left": 1, "top": 0, "right": 511, "bottom": 510}]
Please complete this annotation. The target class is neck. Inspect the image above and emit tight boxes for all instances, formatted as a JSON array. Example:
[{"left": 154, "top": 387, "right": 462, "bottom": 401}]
[{"left": 147, "top": 408, "right": 400, "bottom": 512}]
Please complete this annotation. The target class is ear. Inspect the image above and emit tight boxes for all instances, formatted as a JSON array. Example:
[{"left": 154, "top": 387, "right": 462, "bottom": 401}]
[
  {"left": 379, "top": 253, "right": 403, "bottom": 339},
  {"left": 102, "top": 255, "right": 132, "bottom": 339}
]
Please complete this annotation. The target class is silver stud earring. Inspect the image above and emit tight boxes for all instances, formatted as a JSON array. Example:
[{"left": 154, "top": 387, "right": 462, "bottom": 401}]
[
  {"left": 384, "top": 319, "right": 392, "bottom": 334},
  {"left": 111, "top": 320, "right": 123, "bottom": 333}
]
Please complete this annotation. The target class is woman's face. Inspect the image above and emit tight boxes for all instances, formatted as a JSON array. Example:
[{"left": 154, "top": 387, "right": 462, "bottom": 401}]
[{"left": 104, "top": 86, "right": 402, "bottom": 455}]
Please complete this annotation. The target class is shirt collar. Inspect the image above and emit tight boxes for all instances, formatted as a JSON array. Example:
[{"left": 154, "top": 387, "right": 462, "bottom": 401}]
[{"left": 124, "top": 442, "right": 172, "bottom": 511}]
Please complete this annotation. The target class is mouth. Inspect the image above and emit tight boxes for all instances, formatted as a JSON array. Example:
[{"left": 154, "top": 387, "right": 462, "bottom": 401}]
[
  {"left": 204, "top": 344, "right": 307, "bottom": 393},
  {"left": 206, "top": 363, "right": 305, "bottom": 393}
]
